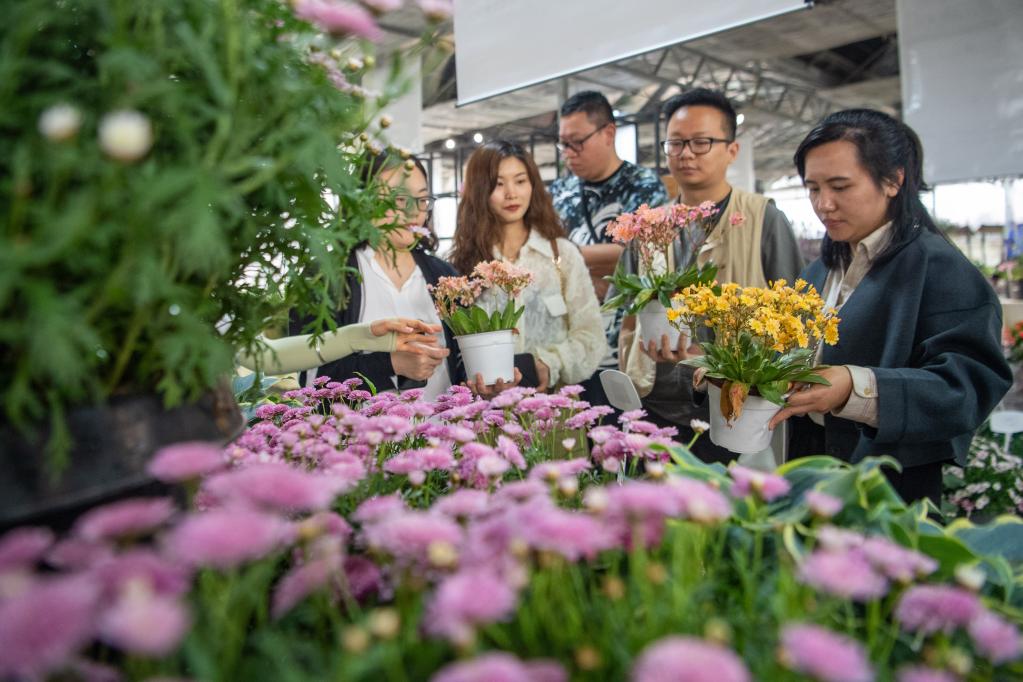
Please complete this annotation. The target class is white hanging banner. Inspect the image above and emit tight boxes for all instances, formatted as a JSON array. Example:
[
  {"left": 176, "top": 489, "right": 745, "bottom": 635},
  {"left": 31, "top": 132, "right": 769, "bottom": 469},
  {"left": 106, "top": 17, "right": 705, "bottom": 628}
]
[
  {"left": 453, "top": 0, "right": 808, "bottom": 105},
  {"left": 898, "top": 0, "right": 1023, "bottom": 183}
]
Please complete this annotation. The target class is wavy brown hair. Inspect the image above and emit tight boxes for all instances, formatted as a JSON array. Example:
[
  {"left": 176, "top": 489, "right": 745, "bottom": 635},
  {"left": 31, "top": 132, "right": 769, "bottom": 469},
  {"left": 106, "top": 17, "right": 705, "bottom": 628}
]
[{"left": 450, "top": 140, "right": 565, "bottom": 275}]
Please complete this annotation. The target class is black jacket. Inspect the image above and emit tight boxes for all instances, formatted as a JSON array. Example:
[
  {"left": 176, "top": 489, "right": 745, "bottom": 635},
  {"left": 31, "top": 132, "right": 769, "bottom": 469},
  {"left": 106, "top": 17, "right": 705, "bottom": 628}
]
[
  {"left": 292, "top": 247, "right": 464, "bottom": 390},
  {"left": 789, "top": 229, "right": 1011, "bottom": 469}
]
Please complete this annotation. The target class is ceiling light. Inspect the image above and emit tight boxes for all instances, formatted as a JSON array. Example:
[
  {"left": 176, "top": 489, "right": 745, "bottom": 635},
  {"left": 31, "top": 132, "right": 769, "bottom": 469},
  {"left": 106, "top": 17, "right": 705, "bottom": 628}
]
[
  {"left": 444, "top": 138, "right": 456, "bottom": 150},
  {"left": 736, "top": 113, "right": 745, "bottom": 126},
  {"left": 472, "top": 132, "right": 483, "bottom": 143}
]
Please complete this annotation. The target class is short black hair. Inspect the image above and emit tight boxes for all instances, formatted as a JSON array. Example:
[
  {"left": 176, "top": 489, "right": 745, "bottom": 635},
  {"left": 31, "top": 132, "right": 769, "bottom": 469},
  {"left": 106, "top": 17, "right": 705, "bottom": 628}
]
[
  {"left": 560, "top": 90, "right": 614, "bottom": 128},
  {"left": 661, "top": 88, "right": 737, "bottom": 140}
]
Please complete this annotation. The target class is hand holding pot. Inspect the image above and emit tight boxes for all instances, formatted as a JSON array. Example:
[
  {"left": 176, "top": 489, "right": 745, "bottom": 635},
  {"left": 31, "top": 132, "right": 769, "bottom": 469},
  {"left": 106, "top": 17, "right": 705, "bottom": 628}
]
[
  {"left": 640, "top": 333, "right": 702, "bottom": 364},
  {"left": 467, "top": 367, "right": 523, "bottom": 397},
  {"left": 768, "top": 365, "right": 853, "bottom": 429}
]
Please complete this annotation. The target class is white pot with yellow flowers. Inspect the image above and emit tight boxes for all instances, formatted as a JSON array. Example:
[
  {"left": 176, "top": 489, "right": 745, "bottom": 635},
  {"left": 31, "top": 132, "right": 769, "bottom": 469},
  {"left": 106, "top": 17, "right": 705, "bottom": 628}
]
[{"left": 668, "top": 279, "right": 840, "bottom": 454}]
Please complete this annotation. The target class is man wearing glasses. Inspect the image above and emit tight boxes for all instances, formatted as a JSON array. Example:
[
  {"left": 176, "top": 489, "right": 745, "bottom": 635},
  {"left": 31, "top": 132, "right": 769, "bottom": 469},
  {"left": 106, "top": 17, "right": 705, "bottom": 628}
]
[
  {"left": 620, "top": 88, "right": 802, "bottom": 464},
  {"left": 549, "top": 91, "right": 669, "bottom": 390}
]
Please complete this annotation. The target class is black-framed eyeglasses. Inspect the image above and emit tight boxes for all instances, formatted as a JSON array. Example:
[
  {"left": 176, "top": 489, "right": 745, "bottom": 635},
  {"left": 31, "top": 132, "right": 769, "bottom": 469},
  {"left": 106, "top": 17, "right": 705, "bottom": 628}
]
[
  {"left": 556, "top": 123, "right": 609, "bottom": 154},
  {"left": 394, "top": 195, "right": 435, "bottom": 213},
  {"left": 661, "top": 137, "right": 733, "bottom": 157}
]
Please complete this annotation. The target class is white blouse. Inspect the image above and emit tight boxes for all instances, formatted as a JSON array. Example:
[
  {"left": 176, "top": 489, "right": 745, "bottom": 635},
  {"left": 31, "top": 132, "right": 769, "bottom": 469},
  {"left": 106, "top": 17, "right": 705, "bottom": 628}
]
[
  {"left": 480, "top": 231, "right": 607, "bottom": 386},
  {"left": 355, "top": 246, "right": 452, "bottom": 400}
]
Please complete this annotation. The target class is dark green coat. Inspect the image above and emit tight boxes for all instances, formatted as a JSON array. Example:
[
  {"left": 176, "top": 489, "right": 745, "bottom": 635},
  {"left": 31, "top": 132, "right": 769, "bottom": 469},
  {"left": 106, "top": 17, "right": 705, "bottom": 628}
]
[{"left": 791, "top": 229, "right": 1012, "bottom": 468}]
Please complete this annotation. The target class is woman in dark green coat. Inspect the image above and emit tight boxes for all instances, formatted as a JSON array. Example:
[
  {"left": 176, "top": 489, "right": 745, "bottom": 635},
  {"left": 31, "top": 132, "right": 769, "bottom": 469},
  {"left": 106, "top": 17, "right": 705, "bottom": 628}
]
[{"left": 770, "top": 109, "right": 1012, "bottom": 505}]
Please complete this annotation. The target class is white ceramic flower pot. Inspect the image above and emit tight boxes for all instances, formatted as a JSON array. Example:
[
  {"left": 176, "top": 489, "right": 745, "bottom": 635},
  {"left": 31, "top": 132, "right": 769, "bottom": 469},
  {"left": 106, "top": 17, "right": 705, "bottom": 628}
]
[
  {"left": 455, "top": 329, "right": 515, "bottom": 385},
  {"left": 706, "top": 383, "right": 781, "bottom": 455},
  {"left": 637, "top": 301, "right": 689, "bottom": 349}
]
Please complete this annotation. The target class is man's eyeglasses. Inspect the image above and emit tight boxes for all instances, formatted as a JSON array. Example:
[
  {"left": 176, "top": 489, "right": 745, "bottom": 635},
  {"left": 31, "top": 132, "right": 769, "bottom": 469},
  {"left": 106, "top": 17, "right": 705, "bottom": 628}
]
[
  {"left": 393, "top": 195, "right": 435, "bottom": 213},
  {"left": 556, "top": 123, "right": 610, "bottom": 154},
  {"left": 661, "top": 137, "right": 733, "bottom": 157}
]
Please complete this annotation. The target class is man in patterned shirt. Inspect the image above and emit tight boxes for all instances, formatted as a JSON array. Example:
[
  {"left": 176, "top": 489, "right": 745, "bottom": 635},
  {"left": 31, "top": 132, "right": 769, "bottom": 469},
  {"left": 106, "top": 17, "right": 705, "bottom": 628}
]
[{"left": 549, "top": 91, "right": 669, "bottom": 374}]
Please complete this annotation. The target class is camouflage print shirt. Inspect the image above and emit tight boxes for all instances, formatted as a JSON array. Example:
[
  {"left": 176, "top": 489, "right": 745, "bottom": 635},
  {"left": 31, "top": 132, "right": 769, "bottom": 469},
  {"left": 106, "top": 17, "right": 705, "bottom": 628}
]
[{"left": 549, "top": 161, "right": 669, "bottom": 246}]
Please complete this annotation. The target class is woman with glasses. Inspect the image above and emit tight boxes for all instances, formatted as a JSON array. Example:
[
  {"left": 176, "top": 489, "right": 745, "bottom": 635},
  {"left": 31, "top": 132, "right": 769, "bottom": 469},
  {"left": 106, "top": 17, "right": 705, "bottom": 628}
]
[
  {"left": 290, "top": 151, "right": 463, "bottom": 398},
  {"left": 451, "top": 140, "right": 607, "bottom": 395},
  {"left": 768, "top": 109, "right": 1011, "bottom": 505}
]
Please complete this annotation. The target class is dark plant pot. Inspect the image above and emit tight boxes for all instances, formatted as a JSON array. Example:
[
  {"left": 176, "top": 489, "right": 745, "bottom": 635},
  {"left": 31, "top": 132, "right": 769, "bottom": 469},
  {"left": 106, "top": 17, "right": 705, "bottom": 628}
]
[{"left": 0, "top": 381, "right": 244, "bottom": 531}]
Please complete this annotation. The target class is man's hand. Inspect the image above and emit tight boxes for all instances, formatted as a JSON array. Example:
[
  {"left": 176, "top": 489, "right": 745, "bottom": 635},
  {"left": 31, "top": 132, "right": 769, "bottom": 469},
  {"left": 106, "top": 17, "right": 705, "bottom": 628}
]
[
  {"left": 579, "top": 243, "right": 624, "bottom": 300},
  {"left": 467, "top": 368, "right": 523, "bottom": 398},
  {"left": 768, "top": 365, "right": 853, "bottom": 430},
  {"left": 390, "top": 344, "right": 449, "bottom": 381},
  {"left": 535, "top": 357, "right": 551, "bottom": 392},
  {"left": 370, "top": 318, "right": 442, "bottom": 354},
  {"left": 640, "top": 333, "right": 701, "bottom": 363}
]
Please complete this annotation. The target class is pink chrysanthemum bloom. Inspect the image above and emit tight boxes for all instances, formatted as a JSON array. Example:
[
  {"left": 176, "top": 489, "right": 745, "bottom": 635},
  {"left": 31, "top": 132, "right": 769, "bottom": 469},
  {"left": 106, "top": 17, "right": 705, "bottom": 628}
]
[
  {"left": 798, "top": 548, "right": 888, "bottom": 601},
  {"left": 90, "top": 550, "right": 192, "bottom": 598},
  {"left": 730, "top": 465, "right": 791, "bottom": 502},
  {"left": 432, "top": 489, "right": 490, "bottom": 520},
  {"left": 147, "top": 441, "right": 226, "bottom": 482},
  {"left": 343, "top": 555, "right": 383, "bottom": 602},
  {"left": 666, "top": 477, "right": 732, "bottom": 523},
  {"left": 496, "top": 435, "right": 527, "bottom": 469},
  {"left": 860, "top": 537, "right": 937, "bottom": 583},
  {"left": 204, "top": 462, "right": 350, "bottom": 513},
  {"left": 805, "top": 490, "right": 843, "bottom": 518},
  {"left": 518, "top": 503, "right": 618, "bottom": 560},
  {"left": 968, "top": 609, "right": 1022, "bottom": 664},
  {"left": 352, "top": 494, "right": 406, "bottom": 524},
  {"left": 166, "top": 508, "right": 286, "bottom": 569},
  {"left": 0, "top": 527, "right": 54, "bottom": 572},
  {"left": 895, "top": 585, "right": 981, "bottom": 634},
  {"left": 529, "top": 457, "right": 591, "bottom": 482},
  {"left": 363, "top": 511, "right": 462, "bottom": 565},
  {"left": 292, "top": 0, "right": 382, "bottom": 40},
  {"left": 74, "top": 497, "right": 176, "bottom": 542},
  {"left": 478, "top": 454, "right": 510, "bottom": 478},
  {"left": 46, "top": 538, "right": 113, "bottom": 570},
  {"left": 817, "top": 525, "right": 865, "bottom": 552},
  {"left": 99, "top": 579, "right": 191, "bottom": 656},
  {"left": 0, "top": 576, "right": 99, "bottom": 679},
  {"left": 426, "top": 569, "right": 518, "bottom": 643},
  {"left": 896, "top": 667, "right": 959, "bottom": 682},
  {"left": 780, "top": 623, "right": 873, "bottom": 682},
  {"left": 272, "top": 537, "right": 344, "bottom": 619},
  {"left": 632, "top": 635, "right": 751, "bottom": 682},
  {"left": 431, "top": 652, "right": 566, "bottom": 682}
]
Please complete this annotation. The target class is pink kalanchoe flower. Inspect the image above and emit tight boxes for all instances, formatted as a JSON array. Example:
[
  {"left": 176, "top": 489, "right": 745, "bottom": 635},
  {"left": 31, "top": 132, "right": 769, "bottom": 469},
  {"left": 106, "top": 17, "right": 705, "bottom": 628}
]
[
  {"left": 292, "top": 0, "right": 383, "bottom": 40},
  {"left": 431, "top": 652, "right": 566, "bottom": 682},
  {"left": 632, "top": 635, "right": 751, "bottom": 682},
  {"left": 729, "top": 212, "right": 746, "bottom": 227},
  {"left": 147, "top": 441, "right": 226, "bottom": 482},
  {"left": 204, "top": 462, "right": 350, "bottom": 513},
  {"left": 74, "top": 497, "right": 176, "bottom": 542},
  {"left": 166, "top": 508, "right": 286, "bottom": 569},
  {"left": 0, "top": 576, "right": 100, "bottom": 679},
  {"left": 426, "top": 568, "right": 518, "bottom": 643},
  {"left": 0, "top": 526, "right": 54, "bottom": 572},
  {"left": 99, "top": 580, "right": 191, "bottom": 656},
  {"left": 968, "top": 609, "right": 1022, "bottom": 664},
  {"left": 730, "top": 464, "right": 791, "bottom": 501},
  {"left": 806, "top": 490, "right": 843, "bottom": 518},
  {"left": 798, "top": 548, "right": 888, "bottom": 601},
  {"left": 896, "top": 667, "right": 959, "bottom": 682},
  {"left": 780, "top": 623, "right": 873, "bottom": 682},
  {"left": 895, "top": 585, "right": 981, "bottom": 634}
]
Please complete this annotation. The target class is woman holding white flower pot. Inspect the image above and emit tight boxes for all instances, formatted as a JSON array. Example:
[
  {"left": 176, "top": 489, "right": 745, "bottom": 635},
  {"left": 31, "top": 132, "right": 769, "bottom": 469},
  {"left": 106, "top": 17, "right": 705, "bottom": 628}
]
[
  {"left": 772, "top": 109, "right": 1012, "bottom": 505},
  {"left": 451, "top": 140, "right": 607, "bottom": 395},
  {"left": 291, "top": 152, "right": 463, "bottom": 398}
]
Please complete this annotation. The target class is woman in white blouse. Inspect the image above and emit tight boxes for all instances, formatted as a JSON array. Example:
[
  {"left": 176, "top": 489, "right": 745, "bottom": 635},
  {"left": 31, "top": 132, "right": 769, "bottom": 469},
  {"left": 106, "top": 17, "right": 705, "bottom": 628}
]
[
  {"left": 291, "top": 153, "right": 462, "bottom": 398},
  {"left": 450, "top": 140, "right": 607, "bottom": 394}
]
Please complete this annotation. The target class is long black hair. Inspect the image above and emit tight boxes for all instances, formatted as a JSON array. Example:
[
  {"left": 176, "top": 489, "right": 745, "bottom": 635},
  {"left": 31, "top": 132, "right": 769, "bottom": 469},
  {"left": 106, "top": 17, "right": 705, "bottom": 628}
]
[
  {"left": 361, "top": 150, "right": 438, "bottom": 252},
  {"left": 793, "top": 109, "right": 939, "bottom": 270}
]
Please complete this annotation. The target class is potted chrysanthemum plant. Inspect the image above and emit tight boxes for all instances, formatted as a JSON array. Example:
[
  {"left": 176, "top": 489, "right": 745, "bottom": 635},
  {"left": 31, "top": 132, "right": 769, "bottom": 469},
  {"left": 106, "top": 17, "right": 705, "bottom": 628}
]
[
  {"left": 601, "top": 202, "right": 721, "bottom": 347},
  {"left": 668, "top": 279, "right": 840, "bottom": 453},
  {"left": 430, "top": 261, "right": 533, "bottom": 384}
]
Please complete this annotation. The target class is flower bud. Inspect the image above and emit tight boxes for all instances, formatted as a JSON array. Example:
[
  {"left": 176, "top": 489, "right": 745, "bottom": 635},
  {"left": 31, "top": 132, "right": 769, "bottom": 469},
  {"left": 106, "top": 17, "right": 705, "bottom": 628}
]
[
  {"left": 367, "top": 608, "right": 400, "bottom": 639},
  {"left": 575, "top": 646, "right": 602, "bottom": 671},
  {"left": 557, "top": 477, "right": 579, "bottom": 498},
  {"left": 379, "top": 114, "right": 393, "bottom": 129},
  {"left": 98, "top": 110, "right": 153, "bottom": 162},
  {"left": 38, "top": 104, "right": 82, "bottom": 142},
  {"left": 363, "top": 55, "right": 377, "bottom": 69},
  {"left": 341, "top": 626, "right": 370, "bottom": 653},
  {"left": 346, "top": 57, "right": 364, "bottom": 71},
  {"left": 427, "top": 540, "right": 458, "bottom": 569}
]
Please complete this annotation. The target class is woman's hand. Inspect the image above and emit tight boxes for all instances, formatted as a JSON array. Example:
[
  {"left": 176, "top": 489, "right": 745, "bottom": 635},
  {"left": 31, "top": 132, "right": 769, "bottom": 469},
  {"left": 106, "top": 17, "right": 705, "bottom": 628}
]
[
  {"left": 390, "top": 345, "right": 449, "bottom": 381},
  {"left": 768, "top": 365, "right": 853, "bottom": 430},
  {"left": 640, "top": 334, "right": 702, "bottom": 363},
  {"left": 466, "top": 368, "right": 523, "bottom": 398},
  {"left": 370, "top": 318, "right": 443, "bottom": 354}
]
